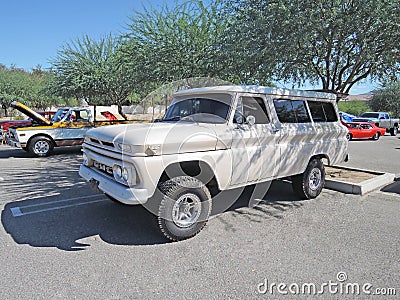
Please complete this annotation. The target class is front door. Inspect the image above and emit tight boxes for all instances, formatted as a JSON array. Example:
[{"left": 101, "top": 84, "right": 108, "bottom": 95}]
[{"left": 229, "top": 95, "right": 278, "bottom": 186}]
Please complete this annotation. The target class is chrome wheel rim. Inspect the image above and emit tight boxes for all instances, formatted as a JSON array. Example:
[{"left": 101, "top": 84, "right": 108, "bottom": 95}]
[
  {"left": 309, "top": 168, "right": 322, "bottom": 191},
  {"left": 34, "top": 140, "right": 50, "bottom": 155},
  {"left": 172, "top": 193, "right": 201, "bottom": 228}
]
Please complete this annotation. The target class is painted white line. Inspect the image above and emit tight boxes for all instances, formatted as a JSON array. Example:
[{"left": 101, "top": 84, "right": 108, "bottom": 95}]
[
  {"left": 10, "top": 207, "right": 23, "bottom": 217},
  {"left": 17, "top": 194, "right": 102, "bottom": 209},
  {"left": 11, "top": 198, "right": 108, "bottom": 217}
]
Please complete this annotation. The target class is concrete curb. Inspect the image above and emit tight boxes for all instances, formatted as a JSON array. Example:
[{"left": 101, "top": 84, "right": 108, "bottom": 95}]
[{"left": 324, "top": 165, "right": 396, "bottom": 195}]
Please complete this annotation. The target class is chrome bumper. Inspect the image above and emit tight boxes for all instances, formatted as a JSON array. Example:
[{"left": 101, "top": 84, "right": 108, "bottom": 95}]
[{"left": 79, "top": 165, "right": 149, "bottom": 205}]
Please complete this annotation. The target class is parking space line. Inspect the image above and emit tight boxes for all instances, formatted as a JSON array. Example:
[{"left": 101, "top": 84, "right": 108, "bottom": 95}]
[
  {"left": 17, "top": 194, "right": 102, "bottom": 209},
  {"left": 10, "top": 195, "right": 108, "bottom": 217}
]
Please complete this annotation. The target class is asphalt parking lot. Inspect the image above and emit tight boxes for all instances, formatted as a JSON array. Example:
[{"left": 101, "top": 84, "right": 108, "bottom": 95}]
[{"left": 0, "top": 136, "right": 399, "bottom": 299}]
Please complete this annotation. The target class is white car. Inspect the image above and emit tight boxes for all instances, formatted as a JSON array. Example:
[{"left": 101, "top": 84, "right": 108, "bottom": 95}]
[
  {"left": 8, "top": 102, "right": 127, "bottom": 157},
  {"left": 79, "top": 85, "right": 349, "bottom": 241}
]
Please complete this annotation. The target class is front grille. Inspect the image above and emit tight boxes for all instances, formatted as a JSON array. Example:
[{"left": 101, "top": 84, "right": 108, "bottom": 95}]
[{"left": 88, "top": 138, "right": 115, "bottom": 149}]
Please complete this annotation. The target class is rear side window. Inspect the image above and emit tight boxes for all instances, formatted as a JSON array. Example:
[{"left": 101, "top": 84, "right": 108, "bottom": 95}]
[
  {"left": 273, "top": 100, "right": 311, "bottom": 123},
  {"left": 308, "top": 101, "right": 338, "bottom": 122}
]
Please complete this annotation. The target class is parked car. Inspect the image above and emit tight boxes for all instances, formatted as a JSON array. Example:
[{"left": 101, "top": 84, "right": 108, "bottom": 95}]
[
  {"left": 352, "top": 112, "right": 399, "bottom": 136},
  {"left": 79, "top": 85, "right": 349, "bottom": 241},
  {"left": 342, "top": 121, "right": 386, "bottom": 141},
  {"left": 339, "top": 111, "right": 357, "bottom": 122},
  {"left": 7, "top": 101, "right": 131, "bottom": 156},
  {"left": 0, "top": 111, "right": 56, "bottom": 143}
]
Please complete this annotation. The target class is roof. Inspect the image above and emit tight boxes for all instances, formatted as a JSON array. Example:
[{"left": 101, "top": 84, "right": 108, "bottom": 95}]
[{"left": 174, "top": 85, "right": 337, "bottom": 100}]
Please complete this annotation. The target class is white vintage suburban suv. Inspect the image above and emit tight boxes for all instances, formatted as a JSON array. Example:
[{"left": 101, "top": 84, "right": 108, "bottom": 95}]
[{"left": 79, "top": 85, "right": 348, "bottom": 241}]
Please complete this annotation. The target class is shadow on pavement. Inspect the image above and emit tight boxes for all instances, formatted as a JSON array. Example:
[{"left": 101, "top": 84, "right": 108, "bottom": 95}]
[
  {"left": 381, "top": 178, "right": 400, "bottom": 195},
  {"left": 1, "top": 179, "right": 303, "bottom": 250},
  {"left": 0, "top": 145, "right": 82, "bottom": 159}
]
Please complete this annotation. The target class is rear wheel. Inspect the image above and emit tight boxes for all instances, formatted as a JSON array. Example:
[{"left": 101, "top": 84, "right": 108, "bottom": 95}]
[
  {"left": 28, "top": 136, "right": 54, "bottom": 157},
  {"left": 390, "top": 126, "right": 398, "bottom": 136},
  {"left": 157, "top": 176, "right": 212, "bottom": 241},
  {"left": 292, "top": 158, "right": 325, "bottom": 199}
]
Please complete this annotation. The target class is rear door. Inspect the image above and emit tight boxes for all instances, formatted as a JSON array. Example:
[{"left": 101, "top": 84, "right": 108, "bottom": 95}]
[{"left": 272, "top": 98, "right": 315, "bottom": 177}]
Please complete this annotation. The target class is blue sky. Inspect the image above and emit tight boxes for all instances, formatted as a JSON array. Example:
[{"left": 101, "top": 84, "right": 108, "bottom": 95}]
[{"left": 0, "top": 0, "right": 376, "bottom": 94}]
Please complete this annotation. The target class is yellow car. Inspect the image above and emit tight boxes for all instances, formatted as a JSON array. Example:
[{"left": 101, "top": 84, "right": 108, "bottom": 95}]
[{"left": 8, "top": 101, "right": 129, "bottom": 157}]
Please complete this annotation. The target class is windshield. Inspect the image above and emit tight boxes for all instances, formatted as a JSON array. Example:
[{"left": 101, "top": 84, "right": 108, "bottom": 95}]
[
  {"left": 360, "top": 113, "right": 379, "bottom": 118},
  {"left": 163, "top": 93, "right": 232, "bottom": 124},
  {"left": 52, "top": 109, "right": 70, "bottom": 122}
]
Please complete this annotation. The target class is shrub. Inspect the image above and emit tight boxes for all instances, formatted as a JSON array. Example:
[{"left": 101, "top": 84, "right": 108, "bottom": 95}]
[{"left": 338, "top": 100, "right": 370, "bottom": 116}]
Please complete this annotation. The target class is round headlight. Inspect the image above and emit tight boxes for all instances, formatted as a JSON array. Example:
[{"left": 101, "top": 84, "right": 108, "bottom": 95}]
[
  {"left": 114, "top": 165, "right": 122, "bottom": 178},
  {"left": 122, "top": 167, "right": 129, "bottom": 182}
]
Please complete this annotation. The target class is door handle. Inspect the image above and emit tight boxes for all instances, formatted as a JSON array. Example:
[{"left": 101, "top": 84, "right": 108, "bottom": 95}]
[{"left": 272, "top": 126, "right": 280, "bottom": 133}]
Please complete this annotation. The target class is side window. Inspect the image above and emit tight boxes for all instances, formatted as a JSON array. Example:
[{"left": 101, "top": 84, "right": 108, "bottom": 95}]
[
  {"left": 308, "top": 101, "right": 326, "bottom": 122},
  {"left": 234, "top": 96, "right": 269, "bottom": 124},
  {"left": 308, "top": 101, "right": 338, "bottom": 122},
  {"left": 273, "top": 100, "right": 310, "bottom": 123},
  {"left": 322, "top": 102, "right": 338, "bottom": 122}
]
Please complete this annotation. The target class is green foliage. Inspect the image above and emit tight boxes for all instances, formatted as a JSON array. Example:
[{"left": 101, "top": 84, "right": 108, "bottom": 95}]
[
  {"left": 223, "top": 0, "right": 400, "bottom": 95},
  {"left": 123, "top": 0, "right": 247, "bottom": 90},
  {"left": 338, "top": 100, "right": 370, "bottom": 116},
  {"left": 50, "top": 34, "right": 139, "bottom": 113},
  {"left": 0, "top": 65, "right": 56, "bottom": 110},
  {"left": 370, "top": 81, "right": 400, "bottom": 117}
]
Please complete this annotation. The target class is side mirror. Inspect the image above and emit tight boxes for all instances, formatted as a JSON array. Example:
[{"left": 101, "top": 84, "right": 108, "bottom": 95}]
[{"left": 246, "top": 115, "right": 256, "bottom": 126}]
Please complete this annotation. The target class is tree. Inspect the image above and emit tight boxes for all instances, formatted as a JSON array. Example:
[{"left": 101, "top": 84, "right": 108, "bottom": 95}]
[
  {"left": 370, "top": 81, "right": 400, "bottom": 117},
  {"left": 223, "top": 0, "right": 400, "bottom": 96},
  {"left": 0, "top": 65, "right": 55, "bottom": 111},
  {"left": 123, "top": 0, "right": 235, "bottom": 90},
  {"left": 50, "top": 34, "right": 138, "bottom": 114}
]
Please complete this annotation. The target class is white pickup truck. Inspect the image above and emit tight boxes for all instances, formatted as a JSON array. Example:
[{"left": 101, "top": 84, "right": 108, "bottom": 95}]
[
  {"left": 352, "top": 112, "right": 399, "bottom": 136},
  {"left": 79, "top": 85, "right": 349, "bottom": 241}
]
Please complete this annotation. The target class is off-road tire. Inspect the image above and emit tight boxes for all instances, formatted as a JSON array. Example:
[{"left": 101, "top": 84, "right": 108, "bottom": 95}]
[
  {"left": 28, "top": 136, "right": 54, "bottom": 157},
  {"left": 157, "top": 176, "right": 212, "bottom": 241},
  {"left": 292, "top": 158, "right": 325, "bottom": 200}
]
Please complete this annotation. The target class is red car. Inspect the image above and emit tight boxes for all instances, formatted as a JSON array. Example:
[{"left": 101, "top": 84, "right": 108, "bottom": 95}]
[{"left": 343, "top": 122, "right": 386, "bottom": 141}]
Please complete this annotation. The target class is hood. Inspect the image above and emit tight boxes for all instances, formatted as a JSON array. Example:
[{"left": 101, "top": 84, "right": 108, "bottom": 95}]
[
  {"left": 352, "top": 117, "right": 376, "bottom": 122},
  {"left": 10, "top": 101, "right": 51, "bottom": 126},
  {"left": 85, "top": 122, "right": 222, "bottom": 156}
]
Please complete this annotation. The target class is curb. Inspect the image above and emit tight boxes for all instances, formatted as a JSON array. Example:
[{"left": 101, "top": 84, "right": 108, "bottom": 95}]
[{"left": 324, "top": 166, "right": 395, "bottom": 195}]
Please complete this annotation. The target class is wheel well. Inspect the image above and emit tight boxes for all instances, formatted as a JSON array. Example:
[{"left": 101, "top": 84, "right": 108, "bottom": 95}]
[
  {"left": 311, "top": 154, "right": 330, "bottom": 166},
  {"left": 158, "top": 161, "right": 220, "bottom": 197},
  {"left": 28, "top": 134, "right": 55, "bottom": 147}
]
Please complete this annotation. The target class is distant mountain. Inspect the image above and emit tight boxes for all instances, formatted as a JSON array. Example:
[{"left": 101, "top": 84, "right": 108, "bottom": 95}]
[{"left": 345, "top": 94, "right": 373, "bottom": 101}]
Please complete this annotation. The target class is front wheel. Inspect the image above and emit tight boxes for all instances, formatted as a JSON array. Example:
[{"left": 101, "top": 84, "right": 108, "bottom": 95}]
[
  {"left": 157, "top": 176, "right": 212, "bottom": 241},
  {"left": 292, "top": 158, "right": 325, "bottom": 200},
  {"left": 28, "top": 136, "right": 54, "bottom": 157}
]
